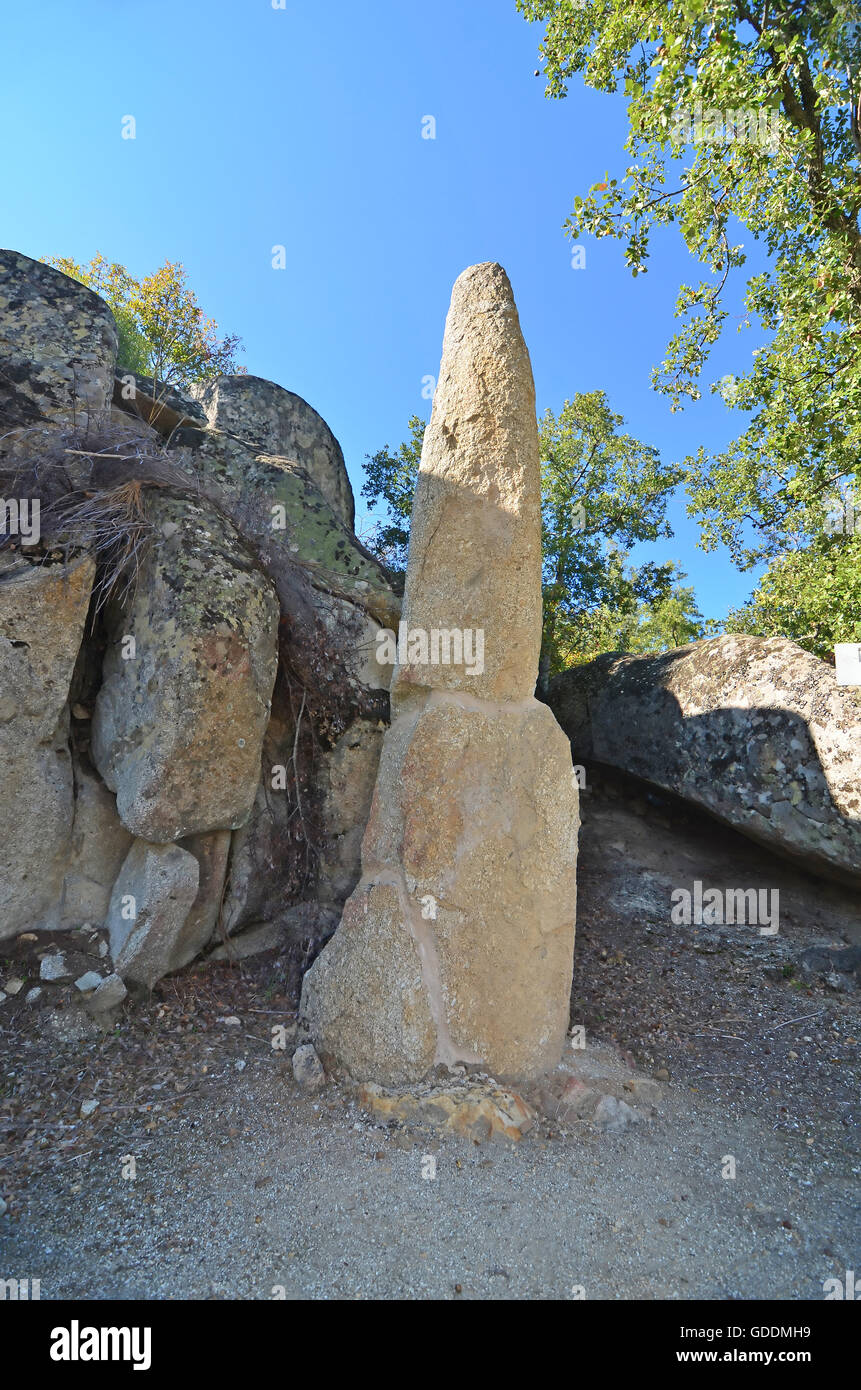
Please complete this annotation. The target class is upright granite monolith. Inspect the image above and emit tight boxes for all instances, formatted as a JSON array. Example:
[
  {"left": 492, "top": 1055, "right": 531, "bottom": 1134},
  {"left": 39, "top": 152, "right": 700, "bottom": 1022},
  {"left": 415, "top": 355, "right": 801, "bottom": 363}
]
[{"left": 300, "top": 263, "right": 579, "bottom": 1085}]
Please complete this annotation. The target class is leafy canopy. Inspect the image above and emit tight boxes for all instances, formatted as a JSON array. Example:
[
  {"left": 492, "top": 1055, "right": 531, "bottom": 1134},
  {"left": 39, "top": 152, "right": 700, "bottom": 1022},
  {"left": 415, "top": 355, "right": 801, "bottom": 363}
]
[
  {"left": 573, "top": 581, "right": 705, "bottom": 660},
  {"left": 517, "top": 0, "right": 861, "bottom": 588},
  {"left": 360, "top": 414, "right": 425, "bottom": 570},
  {"left": 724, "top": 531, "right": 861, "bottom": 658},
  {"left": 538, "top": 392, "right": 685, "bottom": 671},
  {"left": 47, "top": 253, "right": 244, "bottom": 389}
]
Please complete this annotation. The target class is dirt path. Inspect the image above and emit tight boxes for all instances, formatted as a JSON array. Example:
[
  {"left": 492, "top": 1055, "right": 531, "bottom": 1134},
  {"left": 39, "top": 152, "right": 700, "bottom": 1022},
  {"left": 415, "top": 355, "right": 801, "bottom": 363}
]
[{"left": 2, "top": 771, "right": 858, "bottom": 1300}]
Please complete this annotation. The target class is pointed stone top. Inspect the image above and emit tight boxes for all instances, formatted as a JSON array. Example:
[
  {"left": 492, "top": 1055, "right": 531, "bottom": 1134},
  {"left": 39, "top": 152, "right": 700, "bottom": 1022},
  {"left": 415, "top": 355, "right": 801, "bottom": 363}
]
[
  {"left": 442, "top": 262, "right": 525, "bottom": 377},
  {"left": 449, "top": 259, "right": 514, "bottom": 302},
  {"left": 393, "top": 262, "right": 543, "bottom": 704}
]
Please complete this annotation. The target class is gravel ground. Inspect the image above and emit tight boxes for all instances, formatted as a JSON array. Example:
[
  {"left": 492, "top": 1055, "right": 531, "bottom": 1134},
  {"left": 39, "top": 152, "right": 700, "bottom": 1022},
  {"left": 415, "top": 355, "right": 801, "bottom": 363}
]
[{"left": 1, "top": 769, "right": 858, "bottom": 1300}]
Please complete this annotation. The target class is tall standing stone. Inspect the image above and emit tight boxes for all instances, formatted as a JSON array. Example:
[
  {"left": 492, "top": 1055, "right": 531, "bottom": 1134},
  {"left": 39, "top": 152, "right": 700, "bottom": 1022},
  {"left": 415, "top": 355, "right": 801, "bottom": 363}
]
[{"left": 301, "top": 263, "right": 579, "bottom": 1085}]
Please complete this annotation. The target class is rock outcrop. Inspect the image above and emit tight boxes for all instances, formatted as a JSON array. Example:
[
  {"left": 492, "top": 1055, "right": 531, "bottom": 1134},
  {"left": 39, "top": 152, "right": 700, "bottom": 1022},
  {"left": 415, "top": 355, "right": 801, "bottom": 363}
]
[
  {"left": 0, "top": 551, "right": 96, "bottom": 938},
  {"left": 91, "top": 493, "right": 280, "bottom": 841},
  {"left": 60, "top": 762, "right": 133, "bottom": 929},
  {"left": 0, "top": 251, "right": 117, "bottom": 443},
  {"left": 547, "top": 636, "right": 861, "bottom": 887},
  {"left": 0, "top": 247, "right": 399, "bottom": 988},
  {"left": 221, "top": 638, "right": 389, "bottom": 937},
  {"left": 191, "top": 374, "right": 355, "bottom": 529},
  {"left": 301, "top": 263, "right": 580, "bottom": 1085},
  {"left": 170, "top": 425, "right": 399, "bottom": 631},
  {"left": 112, "top": 369, "right": 208, "bottom": 436},
  {"left": 106, "top": 840, "right": 200, "bottom": 991},
  {"left": 176, "top": 829, "right": 233, "bottom": 968}
]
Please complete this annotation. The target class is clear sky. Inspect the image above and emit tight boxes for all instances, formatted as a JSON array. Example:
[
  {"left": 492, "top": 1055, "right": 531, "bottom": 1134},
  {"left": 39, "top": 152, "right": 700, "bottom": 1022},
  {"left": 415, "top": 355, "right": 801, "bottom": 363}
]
[{"left": 2, "top": 0, "right": 769, "bottom": 619}]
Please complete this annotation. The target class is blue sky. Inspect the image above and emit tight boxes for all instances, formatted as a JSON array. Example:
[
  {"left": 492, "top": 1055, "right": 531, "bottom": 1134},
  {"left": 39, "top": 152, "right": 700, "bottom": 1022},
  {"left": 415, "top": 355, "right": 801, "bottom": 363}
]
[{"left": 2, "top": 0, "right": 769, "bottom": 619}]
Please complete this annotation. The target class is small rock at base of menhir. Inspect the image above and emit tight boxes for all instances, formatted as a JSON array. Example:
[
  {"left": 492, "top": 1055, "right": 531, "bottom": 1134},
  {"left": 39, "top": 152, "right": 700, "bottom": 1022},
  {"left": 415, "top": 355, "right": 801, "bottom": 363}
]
[
  {"left": 593, "top": 1095, "right": 638, "bottom": 1133},
  {"left": 292, "top": 1043, "right": 326, "bottom": 1090}
]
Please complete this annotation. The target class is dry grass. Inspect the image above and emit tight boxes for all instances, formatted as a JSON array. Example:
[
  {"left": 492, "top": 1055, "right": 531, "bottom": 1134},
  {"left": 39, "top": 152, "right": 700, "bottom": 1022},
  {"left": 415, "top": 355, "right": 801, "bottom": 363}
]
[
  {"left": 57, "top": 478, "right": 156, "bottom": 615},
  {"left": 0, "top": 422, "right": 195, "bottom": 613}
]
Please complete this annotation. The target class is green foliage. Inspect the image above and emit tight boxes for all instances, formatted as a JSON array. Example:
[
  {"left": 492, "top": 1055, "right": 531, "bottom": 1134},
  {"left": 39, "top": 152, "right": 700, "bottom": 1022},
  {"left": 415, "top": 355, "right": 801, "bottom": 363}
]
[
  {"left": 562, "top": 578, "right": 704, "bottom": 662},
  {"left": 114, "top": 316, "right": 151, "bottom": 377},
  {"left": 539, "top": 392, "right": 684, "bottom": 671},
  {"left": 723, "top": 534, "right": 861, "bottom": 658},
  {"left": 517, "top": 0, "right": 861, "bottom": 577},
  {"left": 361, "top": 393, "right": 689, "bottom": 674},
  {"left": 630, "top": 582, "right": 706, "bottom": 652},
  {"left": 360, "top": 414, "right": 425, "bottom": 569},
  {"left": 46, "top": 253, "right": 244, "bottom": 389}
]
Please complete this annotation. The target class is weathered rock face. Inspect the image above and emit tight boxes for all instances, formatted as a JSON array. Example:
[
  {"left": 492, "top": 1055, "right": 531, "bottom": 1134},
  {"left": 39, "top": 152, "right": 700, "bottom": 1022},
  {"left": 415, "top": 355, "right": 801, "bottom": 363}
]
[
  {"left": 60, "top": 761, "right": 133, "bottom": 929},
  {"left": 313, "top": 591, "right": 391, "bottom": 904},
  {"left": 221, "top": 705, "right": 388, "bottom": 938},
  {"left": 219, "top": 583, "right": 392, "bottom": 937},
  {"left": 106, "top": 840, "right": 200, "bottom": 990},
  {"left": 0, "top": 250, "right": 117, "bottom": 443},
  {"left": 547, "top": 636, "right": 861, "bottom": 888},
  {"left": 112, "top": 369, "right": 208, "bottom": 436},
  {"left": 316, "top": 716, "right": 387, "bottom": 905},
  {"left": 191, "top": 374, "right": 355, "bottom": 529},
  {"left": 0, "top": 247, "right": 399, "bottom": 985},
  {"left": 170, "top": 428, "right": 400, "bottom": 632},
  {"left": 301, "top": 882, "right": 438, "bottom": 1085},
  {"left": 0, "top": 552, "right": 95, "bottom": 938},
  {"left": 92, "top": 494, "right": 280, "bottom": 841},
  {"left": 175, "top": 829, "right": 232, "bottom": 967},
  {"left": 301, "top": 263, "right": 580, "bottom": 1085},
  {"left": 367, "top": 697, "right": 579, "bottom": 1069},
  {"left": 104, "top": 385, "right": 398, "bottom": 943}
]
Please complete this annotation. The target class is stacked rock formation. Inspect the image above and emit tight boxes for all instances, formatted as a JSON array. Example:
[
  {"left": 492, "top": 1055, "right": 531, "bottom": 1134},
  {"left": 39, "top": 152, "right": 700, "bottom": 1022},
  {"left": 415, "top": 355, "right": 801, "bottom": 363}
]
[
  {"left": 301, "top": 262, "right": 580, "bottom": 1085},
  {"left": 0, "top": 249, "right": 398, "bottom": 994}
]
